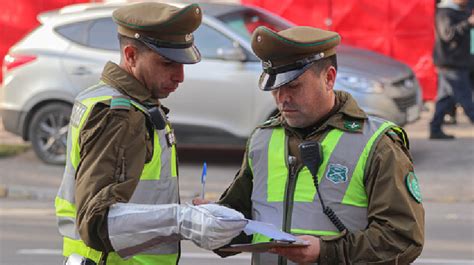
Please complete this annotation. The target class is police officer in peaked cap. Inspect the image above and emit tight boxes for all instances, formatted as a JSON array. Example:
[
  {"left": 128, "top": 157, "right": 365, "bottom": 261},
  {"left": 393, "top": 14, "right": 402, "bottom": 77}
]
[
  {"left": 196, "top": 26, "right": 425, "bottom": 264},
  {"left": 56, "top": 2, "right": 247, "bottom": 264}
]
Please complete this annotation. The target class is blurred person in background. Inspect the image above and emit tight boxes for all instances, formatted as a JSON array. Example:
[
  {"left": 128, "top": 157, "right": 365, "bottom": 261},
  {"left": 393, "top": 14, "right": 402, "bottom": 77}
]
[{"left": 430, "top": 0, "right": 474, "bottom": 139}]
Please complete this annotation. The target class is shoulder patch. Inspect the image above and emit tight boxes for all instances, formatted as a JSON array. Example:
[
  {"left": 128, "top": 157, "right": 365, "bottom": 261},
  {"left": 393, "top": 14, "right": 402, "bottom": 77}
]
[
  {"left": 405, "top": 172, "right": 422, "bottom": 203},
  {"left": 110, "top": 96, "right": 131, "bottom": 110},
  {"left": 71, "top": 101, "right": 87, "bottom": 128}
]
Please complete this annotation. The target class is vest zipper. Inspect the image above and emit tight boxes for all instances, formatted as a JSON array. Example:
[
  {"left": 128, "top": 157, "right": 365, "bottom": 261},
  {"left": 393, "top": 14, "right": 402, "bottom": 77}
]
[{"left": 280, "top": 155, "right": 302, "bottom": 265}]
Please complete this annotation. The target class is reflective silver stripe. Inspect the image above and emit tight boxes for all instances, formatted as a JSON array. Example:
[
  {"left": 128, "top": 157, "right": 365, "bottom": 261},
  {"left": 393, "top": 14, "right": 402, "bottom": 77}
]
[
  {"left": 291, "top": 202, "right": 367, "bottom": 232},
  {"left": 76, "top": 83, "right": 122, "bottom": 101},
  {"left": 130, "top": 178, "right": 179, "bottom": 204},
  {"left": 248, "top": 128, "right": 273, "bottom": 203},
  {"left": 108, "top": 204, "right": 180, "bottom": 257},
  {"left": 57, "top": 216, "right": 79, "bottom": 240}
]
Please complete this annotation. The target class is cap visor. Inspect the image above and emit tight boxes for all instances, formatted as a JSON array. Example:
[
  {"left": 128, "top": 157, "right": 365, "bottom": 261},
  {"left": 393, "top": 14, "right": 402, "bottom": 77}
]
[
  {"left": 146, "top": 43, "right": 201, "bottom": 64},
  {"left": 258, "top": 64, "right": 313, "bottom": 91}
]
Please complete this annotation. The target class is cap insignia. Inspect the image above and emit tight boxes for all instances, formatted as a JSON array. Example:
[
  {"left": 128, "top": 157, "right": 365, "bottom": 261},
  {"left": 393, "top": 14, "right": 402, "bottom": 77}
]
[
  {"left": 185, "top": 34, "right": 193, "bottom": 42},
  {"left": 263, "top": 60, "right": 272, "bottom": 69}
]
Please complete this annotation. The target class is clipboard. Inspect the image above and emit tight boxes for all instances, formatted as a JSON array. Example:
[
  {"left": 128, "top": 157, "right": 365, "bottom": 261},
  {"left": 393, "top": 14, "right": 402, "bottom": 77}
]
[{"left": 219, "top": 240, "right": 309, "bottom": 253}]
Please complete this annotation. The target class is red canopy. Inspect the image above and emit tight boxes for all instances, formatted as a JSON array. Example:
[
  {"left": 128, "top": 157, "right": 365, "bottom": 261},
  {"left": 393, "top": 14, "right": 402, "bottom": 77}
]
[{"left": 242, "top": 0, "right": 437, "bottom": 100}]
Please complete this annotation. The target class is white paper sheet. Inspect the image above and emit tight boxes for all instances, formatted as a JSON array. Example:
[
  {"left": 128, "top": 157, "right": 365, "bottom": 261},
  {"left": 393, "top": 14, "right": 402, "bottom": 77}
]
[{"left": 243, "top": 220, "right": 298, "bottom": 242}]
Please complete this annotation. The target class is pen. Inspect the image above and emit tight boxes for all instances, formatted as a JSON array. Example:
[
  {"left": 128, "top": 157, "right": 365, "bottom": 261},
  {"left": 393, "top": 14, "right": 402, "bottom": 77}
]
[{"left": 200, "top": 162, "right": 207, "bottom": 199}]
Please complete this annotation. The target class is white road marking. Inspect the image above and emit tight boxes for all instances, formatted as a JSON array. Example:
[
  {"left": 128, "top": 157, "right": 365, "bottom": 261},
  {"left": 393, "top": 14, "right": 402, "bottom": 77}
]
[
  {"left": 17, "top": 249, "right": 62, "bottom": 255},
  {"left": 16, "top": 249, "right": 474, "bottom": 264}
]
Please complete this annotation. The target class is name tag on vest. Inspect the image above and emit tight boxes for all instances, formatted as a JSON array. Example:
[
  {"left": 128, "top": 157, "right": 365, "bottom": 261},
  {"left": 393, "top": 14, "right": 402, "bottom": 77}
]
[{"left": 166, "top": 130, "right": 176, "bottom": 147}]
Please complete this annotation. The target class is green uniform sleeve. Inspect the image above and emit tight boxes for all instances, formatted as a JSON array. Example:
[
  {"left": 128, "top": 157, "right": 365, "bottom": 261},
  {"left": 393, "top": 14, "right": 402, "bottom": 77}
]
[
  {"left": 213, "top": 150, "right": 254, "bottom": 257},
  {"left": 217, "top": 152, "right": 254, "bottom": 219},
  {"left": 75, "top": 103, "right": 148, "bottom": 252},
  {"left": 319, "top": 132, "right": 425, "bottom": 264}
]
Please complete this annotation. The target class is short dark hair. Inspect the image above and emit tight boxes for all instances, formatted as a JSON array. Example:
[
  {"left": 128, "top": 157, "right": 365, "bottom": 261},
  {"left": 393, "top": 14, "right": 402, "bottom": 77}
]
[
  {"left": 118, "top": 34, "right": 148, "bottom": 54},
  {"left": 311, "top": 54, "right": 338, "bottom": 74}
]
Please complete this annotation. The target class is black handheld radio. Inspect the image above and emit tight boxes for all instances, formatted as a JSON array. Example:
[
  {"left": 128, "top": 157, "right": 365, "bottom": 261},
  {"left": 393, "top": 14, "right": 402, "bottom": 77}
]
[{"left": 299, "top": 141, "right": 347, "bottom": 232}]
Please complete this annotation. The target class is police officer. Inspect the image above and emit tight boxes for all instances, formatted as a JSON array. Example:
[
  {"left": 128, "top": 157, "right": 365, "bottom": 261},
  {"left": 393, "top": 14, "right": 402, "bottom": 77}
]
[
  {"left": 196, "top": 26, "right": 425, "bottom": 264},
  {"left": 55, "top": 2, "right": 246, "bottom": 264}
]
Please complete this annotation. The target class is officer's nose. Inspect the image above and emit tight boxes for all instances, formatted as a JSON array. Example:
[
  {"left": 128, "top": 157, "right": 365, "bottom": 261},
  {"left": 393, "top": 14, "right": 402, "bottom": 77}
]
[
  {"left": 273, "top": 87, "right": 291, "bottom": 104},
  {"left": 172, "top": 64, "right": 184, "bottom": 83}
]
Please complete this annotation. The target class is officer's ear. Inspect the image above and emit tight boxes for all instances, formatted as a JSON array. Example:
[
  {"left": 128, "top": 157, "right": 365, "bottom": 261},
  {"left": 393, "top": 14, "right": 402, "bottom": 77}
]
[
  {"left": 123, "top": 44, "right": 139, "bottom": 67},
  {"left": 324, "top": 66, "right": 336, "bottom": 91}
]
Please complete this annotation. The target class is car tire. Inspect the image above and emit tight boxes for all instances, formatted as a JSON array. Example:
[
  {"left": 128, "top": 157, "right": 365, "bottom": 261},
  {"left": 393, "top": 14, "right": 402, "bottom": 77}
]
[{"left": 28, "top": 102, "right": 72, "bottom": 165}]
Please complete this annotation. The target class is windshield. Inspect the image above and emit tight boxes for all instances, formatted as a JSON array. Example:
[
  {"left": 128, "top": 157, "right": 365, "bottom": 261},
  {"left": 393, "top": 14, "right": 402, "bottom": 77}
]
[{"left": 216, "top": 8, "right": 292, "bottom": 42}]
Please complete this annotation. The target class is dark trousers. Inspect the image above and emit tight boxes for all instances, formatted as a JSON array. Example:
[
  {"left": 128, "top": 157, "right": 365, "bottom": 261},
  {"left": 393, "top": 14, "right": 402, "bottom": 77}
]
[{"left": 430, "top": 68, "right": 474, "bottom": 133}]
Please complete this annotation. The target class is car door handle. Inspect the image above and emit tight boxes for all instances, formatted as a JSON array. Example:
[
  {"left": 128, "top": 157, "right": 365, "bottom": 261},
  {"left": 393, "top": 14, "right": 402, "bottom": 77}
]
[{"left": 71, "top": 66, "right": 92, "bottom": 76}]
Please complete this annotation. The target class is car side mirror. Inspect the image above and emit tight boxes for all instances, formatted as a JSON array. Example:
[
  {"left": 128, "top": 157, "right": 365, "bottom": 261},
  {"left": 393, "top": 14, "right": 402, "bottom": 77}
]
[{"left": 216, "top": 43, "right": 246, "bottom": 61}]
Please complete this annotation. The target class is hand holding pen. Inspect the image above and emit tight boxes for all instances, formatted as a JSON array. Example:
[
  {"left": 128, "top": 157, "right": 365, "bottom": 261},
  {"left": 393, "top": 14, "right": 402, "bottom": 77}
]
[{"left": 193, "top": 162, "right": 211, "bottom": 205}]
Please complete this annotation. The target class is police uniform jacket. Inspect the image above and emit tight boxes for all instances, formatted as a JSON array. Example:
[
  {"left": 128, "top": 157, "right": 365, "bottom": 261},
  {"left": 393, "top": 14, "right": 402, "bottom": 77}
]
[{"left": 216, "top": 91, "right": 425, "bottom": 264}]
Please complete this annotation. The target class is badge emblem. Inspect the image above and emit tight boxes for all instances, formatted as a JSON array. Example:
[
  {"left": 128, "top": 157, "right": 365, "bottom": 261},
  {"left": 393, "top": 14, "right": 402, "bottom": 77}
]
[
  {"left": 344, "top": 121, "right": 361, "bottom": 131},
  {"left": 326, "top": 164, "right": 348, "bottom": 184},
  {"left": 405, "top": 172, "right": 422, "bottom": 203},
  {"left": 166, "top": 130, "right": 176, "bottom": 147}
]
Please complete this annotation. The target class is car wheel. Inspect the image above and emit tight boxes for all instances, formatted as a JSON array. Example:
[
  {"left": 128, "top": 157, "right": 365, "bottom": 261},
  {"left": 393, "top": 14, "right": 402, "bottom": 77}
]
[{"left": 28, "top": 103, "right": 71, "bottom": 165}]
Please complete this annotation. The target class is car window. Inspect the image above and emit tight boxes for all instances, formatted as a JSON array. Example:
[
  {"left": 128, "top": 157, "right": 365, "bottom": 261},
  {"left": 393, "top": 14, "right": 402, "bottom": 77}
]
[
  {"left": 87, "top": 17, "right": 119, "bottom": 51},
  {"left": 193, "top": 24, "right": 237, "bottom": 60},
  {"left": 55, "top": 21, "right": 89, "bottom": 45},
  {"left": 216, "top": 9, "right": 291, "bottom": 42}
]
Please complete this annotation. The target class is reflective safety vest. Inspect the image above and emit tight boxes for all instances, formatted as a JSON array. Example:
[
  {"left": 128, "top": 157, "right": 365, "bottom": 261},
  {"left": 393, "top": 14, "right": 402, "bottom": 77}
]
[
  {"left": 55, "top": 83, "right": 179, "bottom": 264},
  {"left": 249, "top": 117, "right": 402, "bottom": 265}
]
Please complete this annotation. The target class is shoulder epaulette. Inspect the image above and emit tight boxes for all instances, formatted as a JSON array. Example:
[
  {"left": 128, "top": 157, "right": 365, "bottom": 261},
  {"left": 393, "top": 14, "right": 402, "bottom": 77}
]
[
  {"left": 386, "top": 126, "right": 410, "bottom": 150},
  {"left": 110, "top": 96, "right": 131, "bottom": 111},
  {"left": 259, "top": 115, "right": 281, "bottom": 128}
]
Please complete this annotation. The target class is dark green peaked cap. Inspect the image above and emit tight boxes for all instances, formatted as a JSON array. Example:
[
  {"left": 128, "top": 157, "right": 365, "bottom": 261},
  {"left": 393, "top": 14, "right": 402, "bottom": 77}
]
[
  {"left": 113, "top": 2, "right": 202, "bottom": 64},
  {"left": 251, "top": 26, "right": 341, "bottom": 90}
]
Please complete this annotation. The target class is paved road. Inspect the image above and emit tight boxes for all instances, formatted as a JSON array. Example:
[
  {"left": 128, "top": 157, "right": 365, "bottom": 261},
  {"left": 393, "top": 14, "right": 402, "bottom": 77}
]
[{"left": 1, "top": 199, "right": 473, "bottom": 265}]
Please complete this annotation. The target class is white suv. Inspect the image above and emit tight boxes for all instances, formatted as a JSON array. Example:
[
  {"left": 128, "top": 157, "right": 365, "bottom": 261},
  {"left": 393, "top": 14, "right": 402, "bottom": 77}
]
[{"left": 0, "top": 2, "right": 422, "bottom": 164}]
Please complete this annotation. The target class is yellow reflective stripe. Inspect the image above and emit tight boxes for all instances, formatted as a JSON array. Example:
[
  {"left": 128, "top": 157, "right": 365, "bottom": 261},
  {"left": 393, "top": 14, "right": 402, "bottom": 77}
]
[
  {"left": 392, "top": 126, "right": 409, "bottom": 147},
  {"left": 141, "top": 130, "right": 161, "bottom": 180},
  {"left": 63, "top": 237, "right": 102, "bottom": 263},
  {"left": 291, "top": 228, "right": 340, "bottom": 237},
  {"left": 293, "top": 168, "right": 315, "bottom": 202},
  {"left": 107, "top": 252, "right": 178, "bottom": 265},
  {"left": 293, "top": 130, "right": 343, "bottom": 202},
  {"left": 342, "top": 122, "right": 394, "bottom": 206},
  {"left": 252, "top": 233, "right": 272, "bottom": 243},
  {"left": 70, "top": 96, "right": 112, "bottom": 170},
  {"left": 166, "top": 125, "right": 178, "bottom": 178},
  {"left": 55, "top": 196, "right": 76, "bottom": 218},
  {"left": 267, "top": 128, "right": 287, "bottom": 202},
  {"left": 63, "top": 237, "right": 178, "bottom": 264}
]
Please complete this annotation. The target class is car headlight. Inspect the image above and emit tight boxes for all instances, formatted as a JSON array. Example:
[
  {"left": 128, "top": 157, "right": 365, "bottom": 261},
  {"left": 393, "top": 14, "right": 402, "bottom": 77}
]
[{"left": 336, "top": 73, "right": 384, "bottom": 94}]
